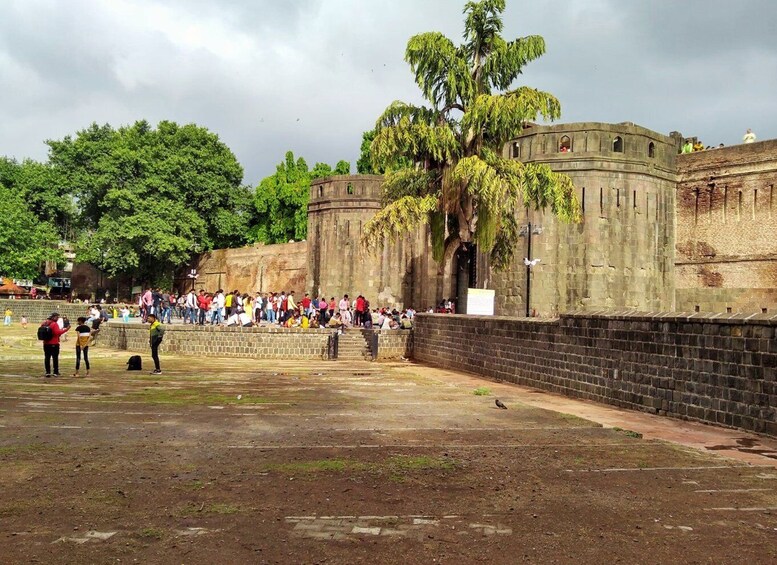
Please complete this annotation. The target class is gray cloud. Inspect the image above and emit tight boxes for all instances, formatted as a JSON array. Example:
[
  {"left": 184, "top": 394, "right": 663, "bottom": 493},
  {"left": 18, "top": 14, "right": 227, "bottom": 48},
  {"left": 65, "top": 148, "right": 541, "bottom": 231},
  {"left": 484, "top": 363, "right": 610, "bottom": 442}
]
[{"left": 1, "top": 0, "right": 775, "bottom": 185}]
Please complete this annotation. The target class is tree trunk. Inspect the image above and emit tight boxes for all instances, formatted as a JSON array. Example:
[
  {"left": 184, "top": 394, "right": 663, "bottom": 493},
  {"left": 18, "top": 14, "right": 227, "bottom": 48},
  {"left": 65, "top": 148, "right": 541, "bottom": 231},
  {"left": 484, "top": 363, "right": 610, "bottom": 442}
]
[{"left": 435, "top": 235, "right": 461, "bottom": 305}]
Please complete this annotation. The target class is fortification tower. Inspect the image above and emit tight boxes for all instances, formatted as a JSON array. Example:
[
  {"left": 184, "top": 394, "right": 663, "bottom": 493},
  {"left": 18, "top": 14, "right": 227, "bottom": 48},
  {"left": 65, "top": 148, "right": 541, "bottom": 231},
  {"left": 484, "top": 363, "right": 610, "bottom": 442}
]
[
  {"left": 493, "top": 122, "right": 682, "bottom": 316},
  {"left": 306, "top": 175, "right": 441, "bottom": 309}
]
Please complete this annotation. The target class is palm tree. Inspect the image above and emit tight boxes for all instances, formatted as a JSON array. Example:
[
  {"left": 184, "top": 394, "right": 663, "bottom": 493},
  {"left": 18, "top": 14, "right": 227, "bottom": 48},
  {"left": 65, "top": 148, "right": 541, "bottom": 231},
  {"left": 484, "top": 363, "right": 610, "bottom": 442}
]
[{"left": 362, "top": 0, "right": 580, "bottom": 291}]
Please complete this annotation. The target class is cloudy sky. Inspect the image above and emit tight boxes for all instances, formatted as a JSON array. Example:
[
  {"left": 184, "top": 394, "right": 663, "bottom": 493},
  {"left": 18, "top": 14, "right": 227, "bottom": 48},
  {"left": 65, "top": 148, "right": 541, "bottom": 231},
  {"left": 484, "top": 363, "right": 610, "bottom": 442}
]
[{"left": 1, "top": 0, "right": 775, "bottom": 185}]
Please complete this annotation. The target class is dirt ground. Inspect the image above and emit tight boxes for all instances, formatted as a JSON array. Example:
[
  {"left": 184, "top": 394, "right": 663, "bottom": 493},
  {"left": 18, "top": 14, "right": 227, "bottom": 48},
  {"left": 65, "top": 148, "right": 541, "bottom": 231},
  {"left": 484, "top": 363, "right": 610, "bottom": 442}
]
[{"left": 1, "top": 324, "right": 777, "bottom": 564}]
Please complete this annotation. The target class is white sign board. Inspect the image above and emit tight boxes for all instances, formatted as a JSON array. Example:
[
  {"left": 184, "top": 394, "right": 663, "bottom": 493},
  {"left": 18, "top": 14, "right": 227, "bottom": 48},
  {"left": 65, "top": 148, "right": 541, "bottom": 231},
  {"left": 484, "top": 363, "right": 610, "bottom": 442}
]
[{"left": 466, "top": 288, "right": 495, "bottom": 316}]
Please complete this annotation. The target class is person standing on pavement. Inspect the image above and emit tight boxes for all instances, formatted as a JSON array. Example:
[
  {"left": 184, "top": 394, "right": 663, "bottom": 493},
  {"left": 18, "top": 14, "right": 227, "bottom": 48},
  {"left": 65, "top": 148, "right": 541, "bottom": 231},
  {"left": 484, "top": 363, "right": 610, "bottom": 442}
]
[
  {"left": 147, "top": 314, "right": 164, "bottom": 374},
  {"left": 40, "top": 312, "right": 70, "bottom": 377}
]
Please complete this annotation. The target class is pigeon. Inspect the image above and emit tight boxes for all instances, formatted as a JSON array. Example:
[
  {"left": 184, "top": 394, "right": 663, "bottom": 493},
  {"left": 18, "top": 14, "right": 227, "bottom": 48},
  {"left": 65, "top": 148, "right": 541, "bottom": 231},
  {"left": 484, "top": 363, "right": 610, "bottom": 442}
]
[
  {"left": 523, "top": 258, "right": 541, "bottom": 267},
  {"left": 495, "top": 399, "right": 507, "bottom": 409}
]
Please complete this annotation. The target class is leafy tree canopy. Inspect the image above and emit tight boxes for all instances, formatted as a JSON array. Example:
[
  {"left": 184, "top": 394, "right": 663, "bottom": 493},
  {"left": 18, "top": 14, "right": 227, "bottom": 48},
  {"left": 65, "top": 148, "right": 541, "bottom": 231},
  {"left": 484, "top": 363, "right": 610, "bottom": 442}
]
[
  {"left": 0, "top": 184, "right": 63, "bottom": 279},
  {"left": 0, "top": 157, "right": 76, "bottom": 237},
  {"left": 249, "top": 152, "right": 350, "bottom": 244},
  {"left": 362, "top": 0, "right": 580, "bottom": 272},
  {"left": 357, "top": 129, "right": 411, "bottom": 175},
  {"left": 47, "top": 120, "right": 253, "bottom": 281}
]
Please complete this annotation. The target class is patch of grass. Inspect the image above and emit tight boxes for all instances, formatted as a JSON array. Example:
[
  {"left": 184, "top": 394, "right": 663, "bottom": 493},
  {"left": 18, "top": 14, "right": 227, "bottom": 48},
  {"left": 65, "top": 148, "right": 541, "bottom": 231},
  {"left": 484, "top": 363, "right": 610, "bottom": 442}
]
[
  {"left": 557, "top": 412, "right": 599, "bottom": 427},
  {"left": 0, "top": 443, "right": 47, "bottom": 456},
  {"left": 178, "top": 502, "right": 242, "bottom": 516},
  {"left": 139, "top": 527, "right": 165, "bottom": 540},
  {"left": 384, "top": 455, "right": 456, "bottom": 472},
  {"left": 264, "top": 458, "right": 351, "bottom": 474},
  {"left": 612, "top": 427, "right": 643, "bottom": 439},
  {"left": 473, "top": 387, "right": 491, "bottom": 396},
  {"left": 263, "top": 455, "right": 458, "bottom": 477}
]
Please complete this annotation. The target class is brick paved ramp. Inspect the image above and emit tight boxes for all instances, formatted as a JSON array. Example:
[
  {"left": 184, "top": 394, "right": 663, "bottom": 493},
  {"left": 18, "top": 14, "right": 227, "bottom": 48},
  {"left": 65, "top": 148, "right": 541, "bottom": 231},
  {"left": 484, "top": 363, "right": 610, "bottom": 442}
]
[{"left": 1, "top": 326, "right": 776, "bottom": 563}]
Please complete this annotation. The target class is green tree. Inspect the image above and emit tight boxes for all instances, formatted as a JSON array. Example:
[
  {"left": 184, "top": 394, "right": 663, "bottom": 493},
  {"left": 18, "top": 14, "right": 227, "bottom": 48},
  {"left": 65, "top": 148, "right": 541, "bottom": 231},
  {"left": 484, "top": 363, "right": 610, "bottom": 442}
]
[
  {"left": 0, "top": 157, "right": 76, "bottom": 237},
  {"left": 356, "top": 130, "right": 378, "bottom": 174},
  {"left": 357, "top": 129, "right": 411, "bottom": 174},
  {"left": 334, "top": 160, "right": 351, "bottom": 175},
  {"left": 250, "top": 153, "right": 350, "bottom": 245},
  {"left": 362, "top": 0, "right": 580, "bottom": 275},
  {"left": 47, "top": 120, "right": 252, "bottom": 281},
  {"left": 0, "top": 184, "right": 63, "bottom": 278}
]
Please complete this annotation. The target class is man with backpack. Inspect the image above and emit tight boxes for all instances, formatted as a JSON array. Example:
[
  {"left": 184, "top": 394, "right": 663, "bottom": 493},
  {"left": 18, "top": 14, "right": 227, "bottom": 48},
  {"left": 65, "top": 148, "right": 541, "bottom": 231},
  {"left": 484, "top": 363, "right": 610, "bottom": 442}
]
[{"left": 39, "top": 312, "right": 70, "bottom": 377}]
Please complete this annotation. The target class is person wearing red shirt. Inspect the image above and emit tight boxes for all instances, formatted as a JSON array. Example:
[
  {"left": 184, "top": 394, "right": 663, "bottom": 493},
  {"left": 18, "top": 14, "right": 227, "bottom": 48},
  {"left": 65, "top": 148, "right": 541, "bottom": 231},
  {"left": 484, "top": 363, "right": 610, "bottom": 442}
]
[
  {"left": 41, "top": 312, "right": 70, "bottom": 377},
  {"left": 301, "top": 293, "right": 312, "bottom": 316},
  {"left": 197, "top": 291, "right": 211, "bottom": 326},
  {"left": 355, "top": 295, "right": 366, "bottom": 327}
]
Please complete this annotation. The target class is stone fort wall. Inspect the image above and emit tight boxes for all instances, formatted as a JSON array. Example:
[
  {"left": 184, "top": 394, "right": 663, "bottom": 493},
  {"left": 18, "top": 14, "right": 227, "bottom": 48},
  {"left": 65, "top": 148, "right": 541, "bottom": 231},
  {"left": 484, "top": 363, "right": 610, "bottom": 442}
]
[
  {"left": 491, "top": 122, "right": 680, "bottom": 316},
  {"left": 0, "top": 299, "right": 91, "bottom": 324},
  {"left": 192, "top": 241, "right": 307, "bottom": 295},
  {"left": 413, "top": 312, "right": 777, "bottom": 436},
  {"left": 675, "top": 139, "right": 777, "bottom": 313},
  {"left": 306, "top": 175, "right": 451, "bottom": 310},
  {"left": 66, "top": 123, "right": 776, "bottom": 316}
]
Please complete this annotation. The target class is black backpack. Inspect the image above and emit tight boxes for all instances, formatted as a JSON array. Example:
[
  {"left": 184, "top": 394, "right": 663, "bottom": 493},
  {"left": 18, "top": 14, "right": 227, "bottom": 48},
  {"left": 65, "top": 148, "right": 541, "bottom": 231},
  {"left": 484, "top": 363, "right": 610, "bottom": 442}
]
[
  {"left": 126, "top": 355, "right": 142, "bottom": 371},
  {"left": 37, "top": 324, "right": 53, "bottom": 341}
]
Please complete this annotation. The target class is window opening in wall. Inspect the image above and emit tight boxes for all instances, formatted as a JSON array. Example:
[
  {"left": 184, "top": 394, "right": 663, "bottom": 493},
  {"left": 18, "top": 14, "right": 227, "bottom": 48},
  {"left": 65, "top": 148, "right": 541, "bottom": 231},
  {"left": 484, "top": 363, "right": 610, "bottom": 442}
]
[
  {"left": 581, "top": 187, "right": 585, "bottom": 213},
  {"left": 616, "top": 188, "right": 620, "bottom": 208},
  {"left": 770, "top": 185, "right": 774, "bottom": 218},
  {"left": 737, "top": 190, "right": 742, "bottom": 221},
  {"left": 694, "top": 188, "right": 700, "bottom": 224},
  {"left": 763, "top": 308, "right": 768, "bottom": 314},
  {"left": 346, "top": 183, "right": 354, "bottom": 195},
  {"left": 633, "top": 190, "right": 637, "bottom": 209},
  {"left": 648, "top": 142, "right": 656, "bottom": 158},
  {"left": 613, "top": 136, "right": 624, "bottom": 153},
  {"left": 754, "top": 189, "right": 758, "bottom": 219},
  {"left": 599, "top": 187, "right": 604, "bottom": 214},
  {"left": 694, "top": 305, "right": 700, "bottom": 312},
  {"left": 318, "top": 186, "right": 324, "bottom": 198},
  {"left": 559, "top": 135, "right": 571, "bottom": 152},
  {"left": 726, "top": 307, "right": 732, "bottom": 313},
  {"left": 512, "top": 142, "right": 520, "bottom": 158}
]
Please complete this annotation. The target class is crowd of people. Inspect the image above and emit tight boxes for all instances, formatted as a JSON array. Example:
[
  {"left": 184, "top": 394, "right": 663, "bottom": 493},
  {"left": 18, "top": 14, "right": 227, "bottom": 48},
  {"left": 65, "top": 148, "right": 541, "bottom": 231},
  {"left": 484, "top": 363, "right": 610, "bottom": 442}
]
[
  {"left": 681, "top": 129, "right": 757, "bottom": 154},
  {"left": 134, "top": 288, "right": 419, "bottom": 330}
]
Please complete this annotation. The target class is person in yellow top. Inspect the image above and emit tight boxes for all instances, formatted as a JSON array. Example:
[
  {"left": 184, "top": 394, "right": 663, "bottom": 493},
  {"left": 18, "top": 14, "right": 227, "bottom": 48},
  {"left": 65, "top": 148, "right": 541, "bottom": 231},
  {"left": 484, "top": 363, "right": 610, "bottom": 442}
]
[
  {"left": 73, "top": 317, "right": 92, "bottom": 377},
  {"left": 3, "top": 308, "right": 12, "bottom": 326},
  {"left": 148, "top": 314, "right": 164, "bottom": 375},
  {"left": 300, "top": 314, "right": 310, "bottom": 329}
]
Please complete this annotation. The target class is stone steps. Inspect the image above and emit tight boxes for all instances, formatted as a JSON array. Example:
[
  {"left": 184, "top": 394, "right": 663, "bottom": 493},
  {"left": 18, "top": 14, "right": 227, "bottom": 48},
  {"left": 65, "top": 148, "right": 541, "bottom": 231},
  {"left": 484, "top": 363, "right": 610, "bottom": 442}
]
[{"left": 337, "top": 331, "right": 372, "bottom": 360}]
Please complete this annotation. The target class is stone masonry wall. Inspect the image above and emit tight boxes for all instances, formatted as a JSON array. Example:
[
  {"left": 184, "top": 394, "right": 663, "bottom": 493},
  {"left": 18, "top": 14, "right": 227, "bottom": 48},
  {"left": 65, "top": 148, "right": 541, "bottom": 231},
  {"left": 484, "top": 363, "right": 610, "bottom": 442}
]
[
  {"left": 307, "top": 175, "right": 452, "bottom": 312},
  {"left": 676, "top": 139, "right": 777, "bottom": 313},
  {"left": 100, "top": 324, "right": 335, "bottom": 360},
  {"left": 412, "top": 312, "right": 777, "bottom": 436},
  {"left": 493, "top": 122, "right": 678, "bottom": 317},
  {"left": 375, "top": 330, "right": 412, "bottom": 360},
  {"left": 0, "top": 299, "right": 89, "bottom": 324},
  {"left": 192, "top": 241, "right": 307, "bottom": 296}
]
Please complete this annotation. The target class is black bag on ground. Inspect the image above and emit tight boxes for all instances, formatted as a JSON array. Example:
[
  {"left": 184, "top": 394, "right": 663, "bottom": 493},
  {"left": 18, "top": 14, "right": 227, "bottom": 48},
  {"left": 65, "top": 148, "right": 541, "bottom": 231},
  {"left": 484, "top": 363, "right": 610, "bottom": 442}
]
[
  {"left": 37, "top": 324, "right": 53, "bottom": 341},
  {"left": 127, "top": 355, "right": 142, "bottom": 371}
]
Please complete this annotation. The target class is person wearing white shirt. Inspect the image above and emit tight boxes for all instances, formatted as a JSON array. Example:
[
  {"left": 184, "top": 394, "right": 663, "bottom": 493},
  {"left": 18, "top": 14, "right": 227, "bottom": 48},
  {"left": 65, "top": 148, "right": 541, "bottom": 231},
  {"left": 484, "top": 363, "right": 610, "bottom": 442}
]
[{"left": 743, "top": 129, "right": 757, "bottom": 144}]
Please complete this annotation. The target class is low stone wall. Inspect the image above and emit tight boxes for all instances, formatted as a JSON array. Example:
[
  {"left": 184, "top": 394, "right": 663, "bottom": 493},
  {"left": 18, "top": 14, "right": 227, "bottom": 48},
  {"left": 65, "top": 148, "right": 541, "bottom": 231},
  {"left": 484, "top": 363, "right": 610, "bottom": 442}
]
[
  {"left": 375, "top": 330, "right": 412, "bottom": 360},
  {"left": 412, "top": 312, "right": 777, "bottom": 436},
  {"left": 100, "top": 324, "right": 335, "bottom": 360},
  {"left": 0, "top": 299, "right": 90, "bottom": 323}
]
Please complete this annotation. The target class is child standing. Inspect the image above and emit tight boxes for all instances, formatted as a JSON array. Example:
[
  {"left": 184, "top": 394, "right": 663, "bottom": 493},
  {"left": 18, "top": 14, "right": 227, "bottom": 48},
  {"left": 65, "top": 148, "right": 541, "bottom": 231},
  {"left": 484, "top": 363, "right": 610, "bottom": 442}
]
[
  {"left": 73, "top": 317, "right": 92, "bottom": 377},
  {"left": 20, "top": 315, "right": 28, "bottom": 328},
  {"left": 3, "top": 307, "right": 12, "bottom": 326}
]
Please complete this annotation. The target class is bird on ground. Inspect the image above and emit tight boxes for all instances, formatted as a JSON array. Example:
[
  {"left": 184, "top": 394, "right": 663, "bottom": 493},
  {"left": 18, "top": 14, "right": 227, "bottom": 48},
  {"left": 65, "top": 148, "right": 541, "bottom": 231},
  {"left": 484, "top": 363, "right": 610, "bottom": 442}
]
[{"left": 495, "top": 399, "right": 507, "bottom": 409}]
